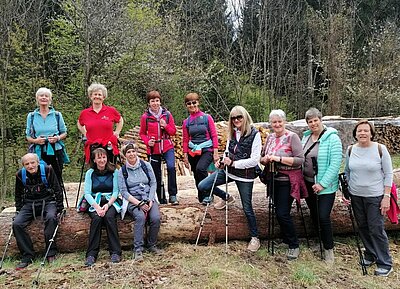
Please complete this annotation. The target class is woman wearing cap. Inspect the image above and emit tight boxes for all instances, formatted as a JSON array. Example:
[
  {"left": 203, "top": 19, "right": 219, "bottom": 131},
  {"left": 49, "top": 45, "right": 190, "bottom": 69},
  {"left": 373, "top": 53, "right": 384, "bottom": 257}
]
[
  {"left": 344, "top": 120, "right": 393, "bottom": 276},
  {"left": 139, "top": 90, "right": 178, "bottom": 205},
  {"left": 198, "top": 106, "right": 261, "bottom": 252},
  {"left": 182, "top": 92, "right": 219, "bottom": 204},
  {"left": 26, "top": 87, "right": 69, "bottom": 184},
  {"left": 83, "top": 147, "right": 122, "bottom": 266},
  {"left": 118, "top": 142, "right": 161, "bottom": 262},
  {"left": 77, "top": 83, "right": 124, "bottom": 163},
  {"left": 301, "top": 107, "right": 342, "bottom": 263}
]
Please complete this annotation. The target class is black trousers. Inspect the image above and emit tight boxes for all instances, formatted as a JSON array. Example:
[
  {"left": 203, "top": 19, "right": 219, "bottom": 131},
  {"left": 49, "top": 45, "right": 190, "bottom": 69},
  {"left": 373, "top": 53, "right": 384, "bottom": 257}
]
[
  {"left": 41, "top": 149, "right": 64, "bottom": 185},
  {"left": 86, "top": 206, "right": 121, "bottom": 258},
  {"left": 13, "top": 201, "right": 58, "bottom": 262},
  {"left": 188, "top": 151, "right": 213, "bottom": 202}
]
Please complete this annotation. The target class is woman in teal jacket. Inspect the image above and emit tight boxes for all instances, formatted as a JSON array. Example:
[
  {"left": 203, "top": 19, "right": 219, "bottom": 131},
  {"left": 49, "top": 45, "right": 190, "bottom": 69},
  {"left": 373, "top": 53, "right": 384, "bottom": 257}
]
[{"left": 301, "top": 108, "right": 342, "bottom": 263}]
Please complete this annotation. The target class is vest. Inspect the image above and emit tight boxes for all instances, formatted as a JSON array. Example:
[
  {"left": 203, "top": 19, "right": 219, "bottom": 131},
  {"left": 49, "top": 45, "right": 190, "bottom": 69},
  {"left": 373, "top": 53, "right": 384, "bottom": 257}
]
[
  {"left": 186, "top": 114, "right": 210, "bottom": 146},
  {"left": 227, "top": 127, "right": 258, "bottom": 179},
  {"left": 91, "top": 171, "right": 114, "bottom": 193}
]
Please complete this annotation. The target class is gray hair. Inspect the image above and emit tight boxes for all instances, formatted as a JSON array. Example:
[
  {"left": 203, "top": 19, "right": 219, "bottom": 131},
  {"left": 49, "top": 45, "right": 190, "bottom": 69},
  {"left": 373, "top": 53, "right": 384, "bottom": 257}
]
[
  {"left": 35, "top": 87, "right": 53, "bottom": 106},
  {"left": 269, "top": 109, "right": 286, "bottom": 121},
  {"left": 305, "top": 107, "right": 322, "bottom": 121},
  {"left": 88, "top": 83, "right": 108, "bottom": 99},
  {"left": 21, "top": 153, "right": 39, "bottom": 165}
]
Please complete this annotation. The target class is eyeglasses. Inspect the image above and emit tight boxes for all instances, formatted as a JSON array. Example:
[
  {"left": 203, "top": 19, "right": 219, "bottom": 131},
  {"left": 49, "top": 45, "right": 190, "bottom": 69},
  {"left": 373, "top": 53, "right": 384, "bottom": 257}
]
[
  {"left": 230, "top": 115, "right": 243, "bottom": 121},
  {"left": 186, "top": 100, "right": 197, "bottom": 106}
]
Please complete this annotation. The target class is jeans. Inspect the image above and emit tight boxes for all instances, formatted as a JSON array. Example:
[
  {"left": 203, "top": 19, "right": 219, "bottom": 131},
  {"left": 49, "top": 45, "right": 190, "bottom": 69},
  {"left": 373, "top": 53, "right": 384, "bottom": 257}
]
[
  {"left": 126, "top": 202, "right": 161, "bottom": 252},
  {"left": 188, "top": 151, "right": 213, "bottom": 201},
  {"left": 86, "top": 206, "right": 121, "bottom": 258},
  {"left": 351, "top": 195, "right": 393, "bottom": 270},
  {"left": 198, "top": 169, "right": 258, "bottom": 237},
  {"left": 272, "top": 180, "right": 299, "bottom": 249},
  {"left": 13, "top": 201, "right": 58, "bottom": 261},
  {"left": 305, "top": 181, "right": 335, "bottom": 249},
  {"left": 149, "top": 148, "right": 178, "bottom": 201}
]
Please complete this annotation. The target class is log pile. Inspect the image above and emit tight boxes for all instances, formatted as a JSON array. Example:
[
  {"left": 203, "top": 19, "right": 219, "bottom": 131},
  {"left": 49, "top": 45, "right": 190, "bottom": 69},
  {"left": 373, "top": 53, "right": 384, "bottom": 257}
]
[
  {"left": 375, "top": 123, "right": 400, "bottom": 153},
  {"left": 120, "top": 122, "right": 270, "bottom": 176}
]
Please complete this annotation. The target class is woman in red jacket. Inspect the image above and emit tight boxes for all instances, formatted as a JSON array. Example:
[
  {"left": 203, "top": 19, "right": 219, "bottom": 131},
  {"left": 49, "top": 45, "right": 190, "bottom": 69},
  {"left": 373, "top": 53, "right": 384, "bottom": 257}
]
[{"left": 139, "top": 91, "right": 178, "bottom": 205}]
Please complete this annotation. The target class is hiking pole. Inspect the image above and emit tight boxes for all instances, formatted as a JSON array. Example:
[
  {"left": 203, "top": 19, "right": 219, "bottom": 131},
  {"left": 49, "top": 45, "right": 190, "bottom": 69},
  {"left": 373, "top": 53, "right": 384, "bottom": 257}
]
[
  {"left": 267, "top": 161, "right": 276, "bottom": 255},
  {"left": 54, "top": 149, "right": 69, "bottom": 208},
  {"left": 0, "top": 223, "right": 14, "bottom": 270},
  {"left": 150, "top": 141, "right": 166, "bottom": 204},
  {"left": 339, "top": 173, "right": 367, "bottom": 275},
  {"left": 75, "top": 154, "right": 86, "bottom": 208},
  {"left": 225, "top": 152, "right": 229, "bottom": 253},
  {"left": 32, "top": 209, "right": 66, "bottom": 286},
  {"left": 195, "top": 170, "right": 220, "bottom": 246},
  {"left": 311, "top": 157, "right": 323, "bottom": 260},
  {"left": 297, "top": 201, "right": 310, "bottom": 248}
]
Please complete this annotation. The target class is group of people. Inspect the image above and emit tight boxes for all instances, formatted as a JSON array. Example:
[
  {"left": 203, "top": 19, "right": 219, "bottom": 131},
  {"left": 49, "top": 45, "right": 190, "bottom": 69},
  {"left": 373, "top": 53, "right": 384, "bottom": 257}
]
[{"left": 11, "top": 83, "right": 394, "bottom": 277}]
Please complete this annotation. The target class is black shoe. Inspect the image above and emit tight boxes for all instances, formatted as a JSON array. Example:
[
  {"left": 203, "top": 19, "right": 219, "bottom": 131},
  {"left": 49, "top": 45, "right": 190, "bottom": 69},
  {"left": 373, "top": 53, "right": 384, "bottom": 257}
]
[
  {"left": 110, "top": 254, "right": 121, "bottom": 263},
  {"left": 159, "top": 199, "right": 168, "bottom": 205},
  {"left": 169, "top": 196, "right": 179, "bottom": 205},
  {"left": 85, "top": 256, "right": 96, "bottom": 267},
  {"left": 15, "top": 260, "right": 31, "bottom": 270}
]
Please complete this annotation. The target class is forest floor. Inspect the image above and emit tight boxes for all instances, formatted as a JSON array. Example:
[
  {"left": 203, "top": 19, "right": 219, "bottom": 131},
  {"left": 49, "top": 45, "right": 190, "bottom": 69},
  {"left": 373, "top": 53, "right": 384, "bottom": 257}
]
[{"left": 0, "top": 177, "right": 399, "bottom": 288}]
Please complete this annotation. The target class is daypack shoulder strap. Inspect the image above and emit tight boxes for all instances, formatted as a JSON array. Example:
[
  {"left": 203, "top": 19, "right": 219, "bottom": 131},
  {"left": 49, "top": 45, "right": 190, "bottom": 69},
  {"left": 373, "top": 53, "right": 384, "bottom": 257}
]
[
  {"left": 139, "top": 160, "right": 151, "bottom": 183},
  {"left": 21, "top": 163, "right": 49, "bottom": 187},
  {"left": 29, "top": 112, "right": 36, "bottom": 138},
  {"left": 348, "top": 144, "right": 382, "bottom": 158},
  {"left": 121, "top": 165, "right": 131, "bottom": 195}
]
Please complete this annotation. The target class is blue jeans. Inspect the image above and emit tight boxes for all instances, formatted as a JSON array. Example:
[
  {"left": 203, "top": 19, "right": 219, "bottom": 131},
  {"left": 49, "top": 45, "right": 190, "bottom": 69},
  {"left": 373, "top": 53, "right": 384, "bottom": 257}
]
[
  {"left": 149, "top": 148, "right": 178, "bottom": 200},
  {"left": 198, "top": 169, "right": 258, "bottom": 237}
]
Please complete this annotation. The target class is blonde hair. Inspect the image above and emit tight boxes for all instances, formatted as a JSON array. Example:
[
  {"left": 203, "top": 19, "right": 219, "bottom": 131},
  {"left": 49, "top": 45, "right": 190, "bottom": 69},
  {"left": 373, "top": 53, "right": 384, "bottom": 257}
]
[{"left": 228, "top": 106, "right": 253, "bottom": 138}]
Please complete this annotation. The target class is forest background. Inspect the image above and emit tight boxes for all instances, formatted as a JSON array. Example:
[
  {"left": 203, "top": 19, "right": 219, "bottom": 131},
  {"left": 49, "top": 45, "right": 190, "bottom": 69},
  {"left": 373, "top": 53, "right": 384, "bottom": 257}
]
[{"left": 1, "top": 0, "right": 399, "bottom": 206}]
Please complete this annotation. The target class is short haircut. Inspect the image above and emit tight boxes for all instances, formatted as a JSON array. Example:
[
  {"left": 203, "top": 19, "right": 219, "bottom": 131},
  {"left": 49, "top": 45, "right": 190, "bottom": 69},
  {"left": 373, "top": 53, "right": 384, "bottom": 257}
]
[
  {"left": 184, "top": 92, "right": 200, "bottom": 104},
  {"left": 21, "top": 153, "right": 39, "bottom": 165},
  {"left": 269, "top": 109, "right": 286, "bottom": 121},
  {"left": 305, "top": 107, "right": 322, "bottom": 122},
  {"left": 88, "top": 83, "right": 107, "bottom": 98},
  {"left": 353, "top": 119, "right": 376, "bottom": 140},
  {"left": 146, "top": 90, "right": 162, "bottom": 103},
  {"left": 35, "top": 87, "right": 53, "bottom": 106}
]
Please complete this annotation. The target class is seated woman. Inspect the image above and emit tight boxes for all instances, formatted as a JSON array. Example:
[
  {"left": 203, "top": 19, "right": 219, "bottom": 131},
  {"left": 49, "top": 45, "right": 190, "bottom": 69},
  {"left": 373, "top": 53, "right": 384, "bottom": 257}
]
[
  {"left": 118, "top": 142, "right": 161, "bottom": 262},
  {"left": 83, "top": 147, "right": 122, "bottom": 266}
]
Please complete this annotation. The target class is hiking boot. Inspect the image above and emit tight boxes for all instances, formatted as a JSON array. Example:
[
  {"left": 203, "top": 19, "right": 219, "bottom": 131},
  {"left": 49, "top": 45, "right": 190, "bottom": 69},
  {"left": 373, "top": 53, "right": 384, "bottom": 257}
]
[
  {"left": 47, "top": 255, "right": 56, "bottom": 263},
  {"left": 214, "top": 194, "right": 235, "bottom": 210},
  {"left": 15, "top": 260, "right": 31, "bottom": 270},
  {"left": 201, "top": 196, "right": 214, "bottom": 205},
  {"left": 287, "top": 247, "right": 300, "bottom": 260},
  {"left": 110, "top": 254, "right": 121, "bottom": 263},
  {"left": 85, "top": 256, "right": 96, "bottom": 267},
  {"left": 360, "top": 258, "right": 376, "bottom": 267},
  {"left": 147, "top": 246, "right": 163, "bottom": 255},
  {"left": 134, "top": 251, "right": 143, "bottom": 262},
  {"left": 323, "top": 249, "right": 334, "bottom": 264},
  {"left": 374, "top": 267, "right": 393, "bottom": 277},
  {"left": 169, "top": 195, "right": 179, "bottom": 205},
  {"left": 159, "top": 198, "right": 168, "bottom": 205},
  {"left": 247, "top": 237, "right": 261, "bottom": 252}
]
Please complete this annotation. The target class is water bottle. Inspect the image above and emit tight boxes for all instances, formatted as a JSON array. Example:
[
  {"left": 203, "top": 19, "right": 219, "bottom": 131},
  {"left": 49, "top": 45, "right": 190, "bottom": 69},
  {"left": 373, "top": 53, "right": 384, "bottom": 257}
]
[{"left": 107, "top": 141, "right": 112, "bottom": 151}]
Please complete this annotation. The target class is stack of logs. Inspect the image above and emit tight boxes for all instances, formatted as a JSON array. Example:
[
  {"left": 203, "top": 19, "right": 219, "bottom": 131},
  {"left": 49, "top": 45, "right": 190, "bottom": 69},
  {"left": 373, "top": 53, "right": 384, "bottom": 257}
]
[
  {"left": 120, "top": 122, "right": 270, "bottom": 176},
  {"left": 375, "top": 123, "right": 400, "bottom": 154}
]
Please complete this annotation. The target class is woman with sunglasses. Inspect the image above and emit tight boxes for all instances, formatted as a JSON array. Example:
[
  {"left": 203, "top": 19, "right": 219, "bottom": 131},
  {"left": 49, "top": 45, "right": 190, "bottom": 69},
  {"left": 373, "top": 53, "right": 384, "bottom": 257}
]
[
  {"left": 198, "top": 106, "right": 261, "bottom": 252},
  {"left": 182, "top": 92, "right": 219, "bottom": 204}
]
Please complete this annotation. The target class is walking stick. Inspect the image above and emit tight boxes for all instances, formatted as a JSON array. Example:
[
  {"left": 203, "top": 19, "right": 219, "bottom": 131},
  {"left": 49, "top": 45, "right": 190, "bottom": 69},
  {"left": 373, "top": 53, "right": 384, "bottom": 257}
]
[
  {"left": 75, "top": 154, "right": 86, "bottom": 208},
  {"left": 195, "top": 170, "right": 220, "bottom": 246},
  {"left": 225, "top": 152, "right": 229, "bottom": 253},
  {"left": 267, "top": 161, "right": 276, "bottom": 255},
  {"left": 0, "top": 224, "right": 14, "bottom": 270},
  {"left": 53, "top": 149, "right": 69, "bottom": 208},
  {"left": 311, "top": 157, "right": 323, "bottom": 260},
  {"left": 32, "top": 209, "right": 66, "bottom": 286},
  {"left": 339, "top": 173, "right": 367, "bottom": 275},
  {"left": 150, "top": 141, "right": 166, "bottom": 204}
]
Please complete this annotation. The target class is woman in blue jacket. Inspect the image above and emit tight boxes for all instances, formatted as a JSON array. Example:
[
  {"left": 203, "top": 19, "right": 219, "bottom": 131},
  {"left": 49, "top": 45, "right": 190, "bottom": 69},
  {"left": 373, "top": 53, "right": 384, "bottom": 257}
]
[{"left": 301, "top": 108, "right": 342, "bottom": 263}]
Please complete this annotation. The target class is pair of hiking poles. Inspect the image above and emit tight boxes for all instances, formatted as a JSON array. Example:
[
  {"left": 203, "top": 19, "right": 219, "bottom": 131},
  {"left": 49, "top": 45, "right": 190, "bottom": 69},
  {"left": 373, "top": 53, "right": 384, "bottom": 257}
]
[{"left": 195, "top": 152, "right": 230, "bottom": 252}]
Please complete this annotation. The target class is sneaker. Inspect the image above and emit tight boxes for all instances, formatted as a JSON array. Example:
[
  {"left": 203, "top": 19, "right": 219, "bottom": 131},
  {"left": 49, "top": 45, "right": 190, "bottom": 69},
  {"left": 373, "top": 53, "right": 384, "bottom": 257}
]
[
  {"left": 85, "top": 256, "right": 96, "bottom": 267},
  {"left": 214, "top": 194, "right": 235, "bottom": 210},
  {"left": 134, "top": 251, "right": 143, "bottom": 262},
  {"left": 374, "top": 267, "right": 393, "bottom": 277},
  {"left": 15, "top": 260, "right": 31, "bottom": 270},
  {"left": 147, "top": 246, "right": 163, "bottom": 255},
  {"left": 159, "top": 198, "right": 168, "bottom": 205},
  {"left": 110, "top": 254, "right": 121, "bottom": 263},
  {"left": 47, "top": 255, "right": 56, "bottom": 263},
  {"left": 323, "top": 249, "right": 334, "bottom": 264},
  {"left": 287, "top": 247, "right": 300, "bottom": 260},
  {"left": 201, "top": 196, "right": 214, "bottom": 205},
  {"left": 247, "top": 237, "right": 261, "bottom": 252},
  {"left": 169, "top": 196, "right": 179, "bottom": 205},
  {"left": 359, "top": 258, "right": 376, "bottom": 267}
]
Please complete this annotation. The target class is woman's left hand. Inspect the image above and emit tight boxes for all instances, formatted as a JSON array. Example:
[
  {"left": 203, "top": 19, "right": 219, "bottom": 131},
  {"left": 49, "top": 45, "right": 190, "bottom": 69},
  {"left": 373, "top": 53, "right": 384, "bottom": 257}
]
[
  {"left": 380, "top": 196, "right": 390, "bottom": 215},
  {"left": 47, "top": 135, "right": 59, "bottom": 144}
]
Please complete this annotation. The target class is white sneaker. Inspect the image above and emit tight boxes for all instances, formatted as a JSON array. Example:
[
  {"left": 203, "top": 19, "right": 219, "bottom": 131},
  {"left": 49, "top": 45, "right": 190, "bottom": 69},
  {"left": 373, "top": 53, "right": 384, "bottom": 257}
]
[
  {"left": 287, "top": 247, "right": 300, "bottom": 260},
  {"left": 247, "top": 237, "right": 261, "bottom": 252},
  {"left": 214, "top": 194, "right": 235, "bottom": 210},
  {"left": 324, "top": 249, "right": 334, "bottom": 264}
]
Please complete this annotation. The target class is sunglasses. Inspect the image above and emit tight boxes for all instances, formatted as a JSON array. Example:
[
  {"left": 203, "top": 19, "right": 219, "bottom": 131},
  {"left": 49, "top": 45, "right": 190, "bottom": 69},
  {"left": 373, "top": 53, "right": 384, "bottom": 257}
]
[
  {"left": 230, "top": 115, "right": 243, "bottom": 121},
  {"left": 186, "top": 100, "right": 197, "bottom": 106}
]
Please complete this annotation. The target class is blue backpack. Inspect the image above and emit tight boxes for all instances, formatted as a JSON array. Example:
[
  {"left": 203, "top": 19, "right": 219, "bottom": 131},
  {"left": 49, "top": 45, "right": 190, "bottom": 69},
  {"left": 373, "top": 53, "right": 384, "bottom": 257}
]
[{"left": 21, "top": 162, "right": 49, "bottom": 187}]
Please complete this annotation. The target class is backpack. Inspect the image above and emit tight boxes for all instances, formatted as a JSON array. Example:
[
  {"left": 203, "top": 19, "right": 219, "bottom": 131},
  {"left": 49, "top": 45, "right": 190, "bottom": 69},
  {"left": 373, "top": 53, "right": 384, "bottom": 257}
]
[
  {"left": 21, "top": 162, "right": 49, "bottom": 187},
  {"left": 348, "top": 143, "right": 382, "bottom": 158},
  {"left": 121, "top": 160, "right": 151, "bottom": 195},
  {"left": 28, "top": 110, "right": 61, "bottom": 138},
  {"left": 145, "top": 110, "right": 171, "bottom": 133}
]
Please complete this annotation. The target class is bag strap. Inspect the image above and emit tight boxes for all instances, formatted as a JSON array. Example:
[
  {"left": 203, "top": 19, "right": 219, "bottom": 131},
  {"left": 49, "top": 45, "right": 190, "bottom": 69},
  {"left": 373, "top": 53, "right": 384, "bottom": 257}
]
[
  {"left": 139, "top": 160, "right": 151, "bottom": 183},
  {"left": 122, "top": 161, "right": 151, "bottom": 196},
  {"left": 21, "top": 163, "right": 48, "bottom": 187},
  {"left": 304, "top": 128, "right": 326, "bottom": 158},
  {"left": 348, "top": 143, "right": 382, "bottom": 158}
]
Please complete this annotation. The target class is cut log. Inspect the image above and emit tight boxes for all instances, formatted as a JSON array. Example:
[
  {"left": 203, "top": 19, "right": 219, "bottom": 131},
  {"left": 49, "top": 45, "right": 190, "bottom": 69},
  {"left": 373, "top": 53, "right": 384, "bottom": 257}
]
[{"left": 1, "top": 174, "right": 399, "bottom": 255}]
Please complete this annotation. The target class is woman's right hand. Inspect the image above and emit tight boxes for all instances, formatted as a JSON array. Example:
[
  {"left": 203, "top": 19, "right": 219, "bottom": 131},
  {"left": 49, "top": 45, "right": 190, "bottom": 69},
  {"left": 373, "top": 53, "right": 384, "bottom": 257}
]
[
  {"left": 183, "top": 154, "right": 189, "bottom": 169},
  {"left": 35, "top": 136, "right": 46, "bottom": 145}
]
